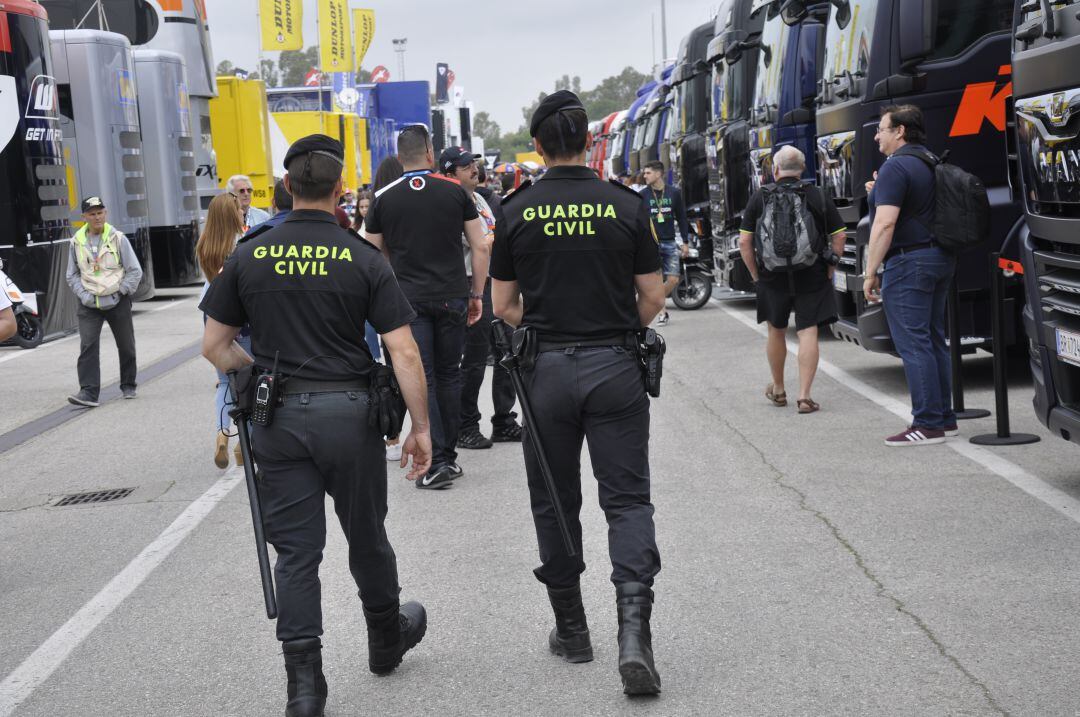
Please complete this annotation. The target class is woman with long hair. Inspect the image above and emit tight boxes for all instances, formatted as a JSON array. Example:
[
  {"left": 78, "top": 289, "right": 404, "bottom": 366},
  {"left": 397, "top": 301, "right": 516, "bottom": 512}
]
[{"left": 197, "top": 192, "right": 249, "bottom": 469}]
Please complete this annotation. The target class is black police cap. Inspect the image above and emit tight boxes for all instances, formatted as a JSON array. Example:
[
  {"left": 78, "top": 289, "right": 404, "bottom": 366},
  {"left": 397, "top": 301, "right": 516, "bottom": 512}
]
[
  {"left": 529, "top": 89, "right": 586, "bottom": 138},
  {"left": 283, "top": 134, "right": 345, "bottom": 170}
]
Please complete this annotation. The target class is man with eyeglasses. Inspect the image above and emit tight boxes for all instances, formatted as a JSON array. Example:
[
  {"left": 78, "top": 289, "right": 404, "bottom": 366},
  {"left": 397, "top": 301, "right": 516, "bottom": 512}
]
[
  {"left": 864, "top": 104, "right": 956, "bottom": 447},
  {"left": 227, "top": 174, "right": 271, "bottom": 232}
]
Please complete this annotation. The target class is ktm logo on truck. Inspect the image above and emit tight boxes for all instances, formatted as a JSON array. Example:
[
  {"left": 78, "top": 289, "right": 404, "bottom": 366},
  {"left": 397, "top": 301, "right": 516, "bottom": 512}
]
[
  {"left": 949, "top": 65, "right": 1012, "bottom": 137},
  {"left": 25, "top": 75, "right": 58, "bottom": 120}
]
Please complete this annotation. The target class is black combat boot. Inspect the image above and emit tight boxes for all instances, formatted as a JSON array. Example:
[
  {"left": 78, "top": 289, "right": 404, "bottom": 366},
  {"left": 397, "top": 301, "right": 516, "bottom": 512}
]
[
  {"left": 282, "top": 638, "right": 327, "bottom": 717},
  {"left": 546, "top": 584, "right": 594, "bottom": 663},
  {"left": 363, "top": 600, "right": 428, "bottom": 674},
  {"left": 615, "top": 583, "right": 662, "bottom": 695}
]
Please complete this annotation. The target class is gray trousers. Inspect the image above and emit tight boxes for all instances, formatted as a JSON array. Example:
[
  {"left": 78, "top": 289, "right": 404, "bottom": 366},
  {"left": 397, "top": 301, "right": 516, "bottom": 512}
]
[
  {"left": 76, "top": 295, "right": 137, "bottom": 400},
  {"left": 522, "top": 346, "right": 660, "bottom": 589},
  {"left": 251, "top": 390, "right": 399, "bottom": 642}
]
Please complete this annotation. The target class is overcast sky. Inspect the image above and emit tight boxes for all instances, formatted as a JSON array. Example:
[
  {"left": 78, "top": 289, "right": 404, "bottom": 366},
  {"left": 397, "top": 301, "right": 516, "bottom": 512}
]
[{"left": 207, "top": 0, "right": 720, "bottom": 132}]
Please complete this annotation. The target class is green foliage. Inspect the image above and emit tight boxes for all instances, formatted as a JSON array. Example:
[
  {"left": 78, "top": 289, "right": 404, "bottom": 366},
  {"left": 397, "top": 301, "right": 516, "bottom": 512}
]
[
  {"left": 216, "top": 60, "right": 234, "bottom": 76},
  {"left": 279, "top": 47, "right": 320, "bottom": 87},
  {"left": 488, "top": 67, "right": 650, "bottom": 159},
  {"left": 256, "top": 59, "right": 279, "bottom": 88},
  {"left": 472, "top": 112, "right": 501, "bottom": 143}
]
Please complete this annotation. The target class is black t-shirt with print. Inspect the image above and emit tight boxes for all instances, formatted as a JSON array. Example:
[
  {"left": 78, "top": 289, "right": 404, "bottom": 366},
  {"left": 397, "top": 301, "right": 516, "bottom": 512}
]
[
  {"left": 199, "top": 210, "right": 415, "bottom": 380},
  {"left": 490, "top": 165, "right": 661, "bottom": 342},
  {"left": 364, "top": 170, "right": 479, "bottom": 302}
]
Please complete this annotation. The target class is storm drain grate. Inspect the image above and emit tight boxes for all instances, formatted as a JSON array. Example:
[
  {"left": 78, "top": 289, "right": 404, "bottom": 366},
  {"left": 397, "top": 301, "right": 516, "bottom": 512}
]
[{"left": 54, "top": 488, "right": 135, "bottom": 507}]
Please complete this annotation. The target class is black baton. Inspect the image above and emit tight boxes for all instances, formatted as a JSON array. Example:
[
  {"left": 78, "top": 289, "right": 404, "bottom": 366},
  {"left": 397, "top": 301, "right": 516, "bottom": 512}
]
[
  {"left": 227, "top": 371, "right": 278, "bottom": 620},
  {"left": 491, "top": 319, "right": 576, "bottom": 556}
]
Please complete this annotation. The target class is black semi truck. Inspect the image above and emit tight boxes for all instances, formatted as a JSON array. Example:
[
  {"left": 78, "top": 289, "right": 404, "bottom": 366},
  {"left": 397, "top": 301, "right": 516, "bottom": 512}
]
[
  {"left": 705, "top": 0, "right": 767, "bottom": 295},
  {"left": 671, "top": 21, "right": 717, "bottom": 245},
  {"left": 1013, "top": 0, "right": 1080, "bottom": 445},
  {"left": 0, "top": 1, "right": 77, "bottom": 341},
  {"left": 788, "top": 0, "right": 1020, "bottom": 353}
]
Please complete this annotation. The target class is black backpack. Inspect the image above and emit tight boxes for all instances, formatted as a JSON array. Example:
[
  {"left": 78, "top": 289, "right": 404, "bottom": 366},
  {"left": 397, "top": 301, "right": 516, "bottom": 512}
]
[
  {"left": 892, "top": 145, "right": 990, "bottom": 254},
  {"left": 754, "top": 181, "right": 825, "bottom": 273}
]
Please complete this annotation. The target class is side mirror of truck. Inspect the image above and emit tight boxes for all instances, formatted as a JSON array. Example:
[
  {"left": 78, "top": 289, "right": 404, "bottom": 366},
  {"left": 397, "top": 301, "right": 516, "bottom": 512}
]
[
  {"left": 693, "top": 59, "right": 710, "bottom": 75},
  {"left": 782, "top": 0, "right": 849, "bottom": 28},
  {"left": 898, "top": 0, "right": 934, "bottom": 66},
  {"left": 722, "top": 30, "right": 750, "bottom": 64},
  {"left": 870, "top": 72, "right": 928, "bottom": 100},
  {"left": 781, "top": 107, "right": 812, "bottom": 125}
]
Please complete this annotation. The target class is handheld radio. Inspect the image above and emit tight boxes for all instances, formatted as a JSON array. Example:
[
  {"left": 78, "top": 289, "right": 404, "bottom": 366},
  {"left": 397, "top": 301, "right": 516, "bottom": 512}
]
[{"left": 251, "top": 351, "right": 280, "bottom": 426}]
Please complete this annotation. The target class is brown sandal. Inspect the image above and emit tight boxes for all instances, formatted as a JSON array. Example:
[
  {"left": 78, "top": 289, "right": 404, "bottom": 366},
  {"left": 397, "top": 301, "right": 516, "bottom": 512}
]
[
  {"left": 766, "top": 384, "right": 787, "bottom": 407},
  {"left": 797, "top": 398, "right": 820, "bottom": 414}
]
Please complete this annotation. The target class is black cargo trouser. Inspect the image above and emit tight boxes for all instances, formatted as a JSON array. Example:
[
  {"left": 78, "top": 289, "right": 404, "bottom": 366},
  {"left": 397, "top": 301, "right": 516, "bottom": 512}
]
[
  {"left": 76, "top": 295, "right": 137, "bottom": 399},
  {"left": 522, "top": 346, "right": 660, "bottom": 588},
  {"left": 252, "top": 390, "right": 399, "bottom": 642},
  {"left": 460, "top": 280, "right": 517, "bottom": 433}
]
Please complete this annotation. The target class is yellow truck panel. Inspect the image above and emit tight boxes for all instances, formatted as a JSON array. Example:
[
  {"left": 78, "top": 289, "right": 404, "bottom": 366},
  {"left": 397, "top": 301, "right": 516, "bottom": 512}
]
[
  {"left": 209, "top": 77, "right": 274, "bottom": 209},
  {"left": 272, "top": 111, "right": 364, "bottom": 191}
]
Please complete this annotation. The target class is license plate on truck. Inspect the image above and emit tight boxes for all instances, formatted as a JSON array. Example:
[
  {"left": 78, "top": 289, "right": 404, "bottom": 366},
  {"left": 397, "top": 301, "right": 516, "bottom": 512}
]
[
  {"left": 1056, "top": 328, "right": 1080, "bottom": 367},
  {"left": 832, "top": 271, "right": 846, "bottom": 292}
]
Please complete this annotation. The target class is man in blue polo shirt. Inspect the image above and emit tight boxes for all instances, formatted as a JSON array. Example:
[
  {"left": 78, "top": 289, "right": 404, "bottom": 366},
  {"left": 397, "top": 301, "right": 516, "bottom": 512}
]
[{"left": 864, "top": 104, "right": 956, "bottom": 447}]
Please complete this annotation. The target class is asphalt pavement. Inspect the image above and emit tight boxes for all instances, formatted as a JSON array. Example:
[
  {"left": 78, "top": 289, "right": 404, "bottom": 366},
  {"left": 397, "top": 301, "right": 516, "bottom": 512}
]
[{"left": 2, "top": 287, "right": 1079, "bottom": 716}]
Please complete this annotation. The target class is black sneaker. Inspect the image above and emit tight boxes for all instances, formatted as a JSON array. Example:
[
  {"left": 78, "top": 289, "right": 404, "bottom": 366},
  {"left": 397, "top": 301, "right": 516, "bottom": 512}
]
[
  {"left": 67, "top": 392, "right": 100, "bottom": 408},
  {"left": 447, "top": 463, "right": 464, "bottom": 480},
  {"left": 416, "top": 467, "right": 454, "bottom": 490},
  {"left": 457, "top": 428, "right": 493, "bottom": 449},
  {"left": 491, "top": 423, "right": 523, "bottom": 443}
]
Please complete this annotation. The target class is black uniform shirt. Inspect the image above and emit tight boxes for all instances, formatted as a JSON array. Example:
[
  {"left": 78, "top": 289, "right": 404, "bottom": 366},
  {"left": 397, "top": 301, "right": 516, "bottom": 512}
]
[
  {"left": 199, "top": 209, "right": 416, "bottom": 380},
  {"left": 740, "top": 177, "right": 846, "bottom": 293},
  {"left": 490, "top": 165, "right": 661, "bottom": 342},
  {"left": 364, "top": 170, "right": 479, "bottom": 303}
]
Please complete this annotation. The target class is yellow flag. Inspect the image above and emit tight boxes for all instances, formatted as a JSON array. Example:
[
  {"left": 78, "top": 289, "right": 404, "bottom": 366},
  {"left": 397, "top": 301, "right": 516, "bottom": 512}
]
[
  {"left": 259, "top": 0, "right": 303, "bottom": 52},
  {"left": 318, "top": 0, "right": 352, "bottom": 73},
  {"left": 353, "top": 9, "right": 376, "bottom": 70}
]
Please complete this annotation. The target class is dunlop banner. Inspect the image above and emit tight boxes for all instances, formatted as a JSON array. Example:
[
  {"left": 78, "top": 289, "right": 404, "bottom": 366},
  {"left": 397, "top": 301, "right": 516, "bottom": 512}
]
[
  {"left": 353, "top": 9, "right": 376, "bottom": 70},
  {"left": 259, "top": 0, "right": 302, "bottom": 52},
  {"left": 318, "top": 0, "right": 352, "bottom": 73}
]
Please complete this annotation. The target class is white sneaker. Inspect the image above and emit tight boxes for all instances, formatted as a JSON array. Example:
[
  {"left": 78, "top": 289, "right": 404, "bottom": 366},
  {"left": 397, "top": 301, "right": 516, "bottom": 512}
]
[
  {"left": 656, "top": 311, "right": 669, "bottom": 326},
  {"left": 386, "top": 443, "right": 402, "bottom": 462}
]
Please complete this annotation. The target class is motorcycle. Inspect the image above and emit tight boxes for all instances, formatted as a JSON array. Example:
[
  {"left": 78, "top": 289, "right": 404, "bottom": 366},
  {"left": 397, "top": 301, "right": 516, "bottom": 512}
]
[
  {"left": 0, "top": 257, "right": 43, "bottom": 349},
  {"left": 672, "top": 233, "right": 713, "bottom": 311}
]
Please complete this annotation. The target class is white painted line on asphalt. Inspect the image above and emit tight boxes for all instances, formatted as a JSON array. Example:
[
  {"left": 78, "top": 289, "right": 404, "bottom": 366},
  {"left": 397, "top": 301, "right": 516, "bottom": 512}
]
[
  {"left": 142, "top": 298, "right": 192, "bottom": 314},
  {"left": 0, "top": 298, "right": 191, "bottom": 365},
  {"left": 719, "top": 305, "right": 1080, "bottom": 525},
  {"left": 0, "top": 469, "right": 244, "bottom": 716},
  {"left": 0, "top": 334, "right": 77, "bottom": 365}
]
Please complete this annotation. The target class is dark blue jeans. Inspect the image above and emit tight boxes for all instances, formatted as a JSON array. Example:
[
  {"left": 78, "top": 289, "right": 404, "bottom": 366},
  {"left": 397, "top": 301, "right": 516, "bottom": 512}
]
[
  {"left": 411, "top": 297, "right": 467, "bottom": 470},
  {"left": 881, "top": 245, "right": 957, "bottom": 430}
]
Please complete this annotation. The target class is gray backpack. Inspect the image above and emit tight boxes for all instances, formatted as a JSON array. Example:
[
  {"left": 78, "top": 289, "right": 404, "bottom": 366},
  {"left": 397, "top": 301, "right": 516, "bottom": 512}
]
[{"left": 755, "top": 181, "right": 823, "bottom": 272}]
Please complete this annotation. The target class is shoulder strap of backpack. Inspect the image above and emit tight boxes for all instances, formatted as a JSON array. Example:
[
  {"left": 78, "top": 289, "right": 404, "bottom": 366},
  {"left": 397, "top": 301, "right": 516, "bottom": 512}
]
[{"left": 892, "top": 144, "right": 939, "bottom": 170}]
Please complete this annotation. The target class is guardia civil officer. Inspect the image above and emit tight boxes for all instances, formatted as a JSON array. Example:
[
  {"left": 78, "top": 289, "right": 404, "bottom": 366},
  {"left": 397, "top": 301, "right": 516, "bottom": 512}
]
[
  {"left": 200, "top": 135, "right": 433, "bottom": 717},
  {"left": 490, "top": 91, "right": 667, "bottom": 695}
]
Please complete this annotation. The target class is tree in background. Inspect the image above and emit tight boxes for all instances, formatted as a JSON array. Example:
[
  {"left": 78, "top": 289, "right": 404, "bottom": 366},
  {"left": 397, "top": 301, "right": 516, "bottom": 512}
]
[
  {"left": 279, "top": 47, "right": 321, "bottom": 87},
  {"left": 256, "top": 59, "right": 280, "bottom": 88},
  {"left": 472, "top": 112, "right": 501, "bottom": 144},
  {"left": 216, "top": 60, "right": 234, "bottom": 76},
  {"left": 489, "top": 66, "right": 649, "bottom": 159}
]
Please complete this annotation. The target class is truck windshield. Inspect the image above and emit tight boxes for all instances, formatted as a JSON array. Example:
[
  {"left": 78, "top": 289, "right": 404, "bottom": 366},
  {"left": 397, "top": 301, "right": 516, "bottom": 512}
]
[
  {"left": 752, "top": 15, "right": 789, "bottom": 125},
  {"left": 821, "top": 0, "right": 877, "bottom": 105},
  {"left": 929, "top": 0, "right": 1012, "bottom": 61},
  {"left": 632, "top": 116, "right": 649, "bottom": 152},
  {"left": 712, "top": 60, "right": 728, "bottom": 124}
]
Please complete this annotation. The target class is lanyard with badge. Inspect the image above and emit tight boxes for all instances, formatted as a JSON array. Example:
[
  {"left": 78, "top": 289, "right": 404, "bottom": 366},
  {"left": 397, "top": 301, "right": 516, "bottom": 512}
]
[
  {"left": 651, "top": 188, "right": 666, "bottom": 224},
  {"left": 87, "top": 235, "right": 108, "bottom": 275}
]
